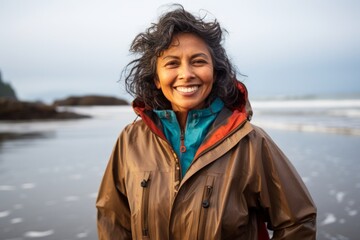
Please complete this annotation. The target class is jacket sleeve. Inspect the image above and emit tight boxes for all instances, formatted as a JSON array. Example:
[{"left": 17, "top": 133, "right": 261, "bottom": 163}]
[
  {"left": 254, "top": 127, "right": 317, "bottom": 240},
  {"left": 96, "top": 135, "right": 132, "bottom": 240}
]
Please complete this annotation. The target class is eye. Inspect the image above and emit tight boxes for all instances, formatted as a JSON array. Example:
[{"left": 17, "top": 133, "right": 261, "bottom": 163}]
[
  {"left": 164, "top": 60, "right": 179, "bottom": 68},
  {"left": 192, "top": 58, "right": 208, "bottom": 66}
]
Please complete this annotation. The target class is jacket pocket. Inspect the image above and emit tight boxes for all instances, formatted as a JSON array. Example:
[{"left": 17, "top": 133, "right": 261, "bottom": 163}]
[
  {"left": 197, "top": 175, "right": 215, "bottom": 240},
  {"left": 140, "top": 171, "right": 151, "bottom": 238}
]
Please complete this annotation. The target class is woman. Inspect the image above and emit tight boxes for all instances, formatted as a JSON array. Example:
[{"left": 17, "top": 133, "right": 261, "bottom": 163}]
[{"left": 96, "top": 5, "right": 317, "bottom": 240}]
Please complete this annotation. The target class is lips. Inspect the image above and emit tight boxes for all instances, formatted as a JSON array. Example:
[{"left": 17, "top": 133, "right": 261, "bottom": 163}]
[{"left": 175, "top": 85, "right": 199, "bottom": 93}]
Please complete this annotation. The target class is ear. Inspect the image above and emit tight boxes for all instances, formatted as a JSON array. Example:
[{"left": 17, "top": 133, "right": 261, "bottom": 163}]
[
  {"left": 213, "top": 72, "right": 217, "bottom": 81},
  {"left": 154, "top": 75, "right": 161, "bottom": 89}
]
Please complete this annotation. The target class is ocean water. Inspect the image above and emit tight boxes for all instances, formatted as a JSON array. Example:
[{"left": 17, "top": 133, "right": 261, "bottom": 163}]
[
  {"left": 0, "top": 99, "right": 359, "bottom": 239},
  {"left": 251, "top": 98, "right": 360, "bottom": 135}
]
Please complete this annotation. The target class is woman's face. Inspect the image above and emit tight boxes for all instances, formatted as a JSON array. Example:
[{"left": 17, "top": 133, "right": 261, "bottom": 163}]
[{"left": 155, "top": 33, "right": 214, "bottom": 112}]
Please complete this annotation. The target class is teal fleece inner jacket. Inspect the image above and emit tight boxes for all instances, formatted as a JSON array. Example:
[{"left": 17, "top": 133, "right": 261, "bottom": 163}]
[{"left": 153, "top": 98, "right": 224, "bottom": 177}]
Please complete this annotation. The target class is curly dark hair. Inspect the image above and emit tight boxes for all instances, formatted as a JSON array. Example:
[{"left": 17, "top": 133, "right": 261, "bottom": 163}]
[{"left": 123, "top": 4, "right": 244, "bottom": 110}]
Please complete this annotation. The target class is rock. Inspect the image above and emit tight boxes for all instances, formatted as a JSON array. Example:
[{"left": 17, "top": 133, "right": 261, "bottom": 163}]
[
  {"left": 0, "top": 98, "right": 90, "bottom": 120},
  {"left": 53, "top": 95, "right": 129, "bottom": 106},
  {"left": 0, "top": 131, "right": 50, "bottom": 142},
  {"left": 0, "top": 70, "right": 17, "bottom": 100}
]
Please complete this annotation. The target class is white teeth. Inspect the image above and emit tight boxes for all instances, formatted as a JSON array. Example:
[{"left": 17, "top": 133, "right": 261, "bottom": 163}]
[{"left": 176, "top": 86, "right": 199, "bottom": 93}]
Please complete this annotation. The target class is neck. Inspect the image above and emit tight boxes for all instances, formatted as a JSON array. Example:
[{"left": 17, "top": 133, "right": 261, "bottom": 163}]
[{"left": 175, "top": 111, "right": 188, "bottom": 130}]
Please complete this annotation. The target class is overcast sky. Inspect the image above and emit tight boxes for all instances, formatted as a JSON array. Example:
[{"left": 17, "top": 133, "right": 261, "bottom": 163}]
[{"left": 1, "top": 0, "right": 359, "bottom": 102}]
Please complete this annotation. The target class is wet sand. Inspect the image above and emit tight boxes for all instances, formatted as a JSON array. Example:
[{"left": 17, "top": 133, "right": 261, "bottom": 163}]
[
  {"left": 267, "top": 129, "right": 360, "bottom": 239},
  {"left": 0, "top": 106, "right": 359, "bottom": 239}
]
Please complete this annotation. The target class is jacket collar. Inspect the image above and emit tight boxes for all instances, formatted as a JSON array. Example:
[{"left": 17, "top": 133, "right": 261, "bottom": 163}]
[
  {"left": 153, "top": 97, "right": 224, "bottom": 121},
  {"left": 132, "top": 81, "right": 252, "bottom": 148},
  {"left": 132, "top": 99, "right": 166, "bottom": 140}
]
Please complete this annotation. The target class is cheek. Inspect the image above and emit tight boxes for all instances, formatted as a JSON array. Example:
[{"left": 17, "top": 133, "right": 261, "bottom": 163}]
[
  {"left": 156, "top": 71, "right": 174, "bottom": 88},
  {"left": 203, "top": 68, "right": 215, "bottom": 85}
]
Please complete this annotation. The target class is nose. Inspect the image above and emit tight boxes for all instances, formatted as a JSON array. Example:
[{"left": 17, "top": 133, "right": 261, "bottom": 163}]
[{"left": 178, "top": 64, "right": 195, "bottom": 80}]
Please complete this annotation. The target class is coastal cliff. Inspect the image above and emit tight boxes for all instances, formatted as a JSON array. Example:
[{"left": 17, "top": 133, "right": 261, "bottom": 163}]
[
  {"left": 0, "top": 71, "right": 17, "bottom": 100},
  {"left": 53, "top": 95, "right": 128, "bottom": 106},
  {"left": 0, "top": 98, "right": 89, "bottom": 120},
  {"left": 0, "top": 70, "right": 129, "bottom": 120}
]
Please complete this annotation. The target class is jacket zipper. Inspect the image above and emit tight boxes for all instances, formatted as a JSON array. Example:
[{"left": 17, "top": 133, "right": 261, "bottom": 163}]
[
  {"left": 141, "top": 172, "right": 151, "bottom": 238},
  {"left": 198, "top": 175, "right": 215, "bottom": 240},
  {"left": 180, "top": 129, "right": 186, "bottom": 153},
  {"left": 172, "top": 150, "right": 182, "bottom": 194}
]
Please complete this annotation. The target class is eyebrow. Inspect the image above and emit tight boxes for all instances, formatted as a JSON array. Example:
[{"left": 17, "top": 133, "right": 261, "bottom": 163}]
[{"left": 161, "top": 53, "right": 210, "bottom": 60}]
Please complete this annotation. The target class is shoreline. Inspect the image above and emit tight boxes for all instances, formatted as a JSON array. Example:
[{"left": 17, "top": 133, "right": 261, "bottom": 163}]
[{"left": 1, "top": 102, "right": 359, "bottom": 139}]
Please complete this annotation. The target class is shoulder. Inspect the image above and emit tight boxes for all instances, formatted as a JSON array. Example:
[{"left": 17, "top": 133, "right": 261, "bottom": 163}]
[
  {"left": 122, "top": 118, "right": 147, "bottom": 133},
  {"left": 119, "top": 118, "right": 165, "bottom": 150},
  {"left": 241, "top": 123, "right": 280, "bottom": 150},
  {"left": 239, "top": 122, "right": 271, "bottom": 141},
  {"left": 119, "top": 119, "right": 151, "bottom": 140}
]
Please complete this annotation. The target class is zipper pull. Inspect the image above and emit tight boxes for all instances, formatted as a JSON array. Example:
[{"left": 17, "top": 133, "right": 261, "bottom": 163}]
[
  {"left": 141, "top": 179, "right": 149, "bottom": 188},
  {"left": 202, "top": 186, "right": 213, "bottom": 208},
  {"left": 180, "top": 129, "right": 186, "bottom": 153},
  {"left": 141, "top": 172, "right": 151, "bottom": 188}
]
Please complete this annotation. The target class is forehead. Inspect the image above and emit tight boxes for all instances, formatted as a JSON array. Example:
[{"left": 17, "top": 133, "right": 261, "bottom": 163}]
[{"left": 163, "top": 33, "right": 211, "bottom": 54}]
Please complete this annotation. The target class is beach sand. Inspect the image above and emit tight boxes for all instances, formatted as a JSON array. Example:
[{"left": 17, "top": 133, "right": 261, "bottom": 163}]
[{"left": 0, "top": 106, "right": 359, "bottom": 239}]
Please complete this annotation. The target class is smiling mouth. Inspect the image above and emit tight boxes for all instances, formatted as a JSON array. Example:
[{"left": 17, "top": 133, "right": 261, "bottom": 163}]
[{"left": 175, "top": 85, "right": 199, "bottom": 93}]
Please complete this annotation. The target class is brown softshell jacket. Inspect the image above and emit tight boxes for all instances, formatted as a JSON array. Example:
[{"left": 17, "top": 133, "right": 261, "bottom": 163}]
[{"left": 96, "top": 82, "right": 317, "bottom": 239}]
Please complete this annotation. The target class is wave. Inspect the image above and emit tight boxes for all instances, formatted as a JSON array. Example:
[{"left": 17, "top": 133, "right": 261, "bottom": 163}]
[
  {"left": 251, "top": 99, "right": 360, "bottom": 135},
  {"left": 251, "top": 99, "right": 360, "bottom": 109},
  {"left": 252, "top": 120, "right": 360, "bottom": 136}
]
